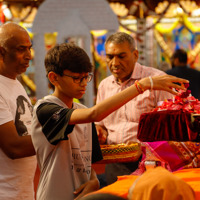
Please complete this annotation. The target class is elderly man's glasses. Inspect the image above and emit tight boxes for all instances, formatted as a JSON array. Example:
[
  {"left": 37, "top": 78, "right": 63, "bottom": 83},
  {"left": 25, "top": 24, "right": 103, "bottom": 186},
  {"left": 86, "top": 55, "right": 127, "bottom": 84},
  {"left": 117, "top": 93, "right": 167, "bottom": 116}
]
[{"left": 63, "top": 73, "right": 93, "bottom": 84}]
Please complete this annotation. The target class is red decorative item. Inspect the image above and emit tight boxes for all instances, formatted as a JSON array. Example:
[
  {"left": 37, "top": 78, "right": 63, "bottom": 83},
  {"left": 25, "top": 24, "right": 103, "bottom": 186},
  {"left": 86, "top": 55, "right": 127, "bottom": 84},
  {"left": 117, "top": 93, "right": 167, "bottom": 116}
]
[
  {"left": 137, "top": 87, "right": 200, "bottom": 142},
  {"left": 153, "top": 88, "right": 200, "bottom": 114},
  {"left": 0, "top": 4, "right": 5, "bottom": 24}
]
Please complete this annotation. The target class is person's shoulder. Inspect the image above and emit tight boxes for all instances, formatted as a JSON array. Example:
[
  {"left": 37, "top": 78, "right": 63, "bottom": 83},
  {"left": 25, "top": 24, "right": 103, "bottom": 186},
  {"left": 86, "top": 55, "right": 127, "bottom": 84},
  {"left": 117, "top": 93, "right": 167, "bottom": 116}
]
[
  {"left": 100, "top": 75, "right": 113, "bottom": 83},
  {"left": 34, "top": 95, "right": 53, "bottom": 110},
  {"left": 166, "top": 68, "right": 175, "bottom": 74},
  {"left": 73, "top": 102, "right": 88, "bottom": 109},
  {"left": 98, "top": 75, "right": 113, "bottom": 88},
  {"left": 188, "top": 67, "right": 200, "bottom": 73},
  {"left": 34, "top": 98, "right": 46, "bottom": 108},
  {"left": 140, "top": 64, "right": 166, "bottom": 76}
]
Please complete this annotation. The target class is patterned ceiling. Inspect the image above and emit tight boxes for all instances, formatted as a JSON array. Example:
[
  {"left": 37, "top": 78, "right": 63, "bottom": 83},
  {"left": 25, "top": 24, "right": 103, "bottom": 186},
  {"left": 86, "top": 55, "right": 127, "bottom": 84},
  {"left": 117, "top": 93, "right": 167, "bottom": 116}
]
[
  {"left": 2, "top": 0, "right": 200, "bottom": 9},
  {"left": 1, "top": 0, "right": 200, "bottom": 20}
]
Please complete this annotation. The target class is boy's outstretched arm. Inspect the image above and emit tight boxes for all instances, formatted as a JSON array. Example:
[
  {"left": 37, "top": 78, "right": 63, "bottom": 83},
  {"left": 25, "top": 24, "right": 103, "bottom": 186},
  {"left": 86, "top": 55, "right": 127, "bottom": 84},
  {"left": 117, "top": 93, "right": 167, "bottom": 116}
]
[
  {"left": 69, "top": 75, "right": 189, "bottom": 125},
  {"left": 74, "top": 168, "right": 100, "bottom": 199}
]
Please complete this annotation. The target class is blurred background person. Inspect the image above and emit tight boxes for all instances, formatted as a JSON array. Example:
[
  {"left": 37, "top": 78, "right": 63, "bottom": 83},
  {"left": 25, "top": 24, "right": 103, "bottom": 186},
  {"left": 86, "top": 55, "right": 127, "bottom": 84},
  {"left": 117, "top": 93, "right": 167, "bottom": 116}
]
[
  {"left": 158, "top": 61, "right": 171, "bottom": 72},
  {"left": 166, "top": 49, "right": 200, "bottom": 99}
]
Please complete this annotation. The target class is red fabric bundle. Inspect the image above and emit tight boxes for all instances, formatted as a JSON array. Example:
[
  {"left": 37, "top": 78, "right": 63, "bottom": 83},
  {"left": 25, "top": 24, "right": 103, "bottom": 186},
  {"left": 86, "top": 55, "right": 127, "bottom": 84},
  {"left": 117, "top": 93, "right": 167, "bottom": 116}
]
[
  {"left": 137, "top": 110, "right": 198, "bottom": 142},
  {"left": 137, "top": 87, "right": 200, "bottom": 142}
]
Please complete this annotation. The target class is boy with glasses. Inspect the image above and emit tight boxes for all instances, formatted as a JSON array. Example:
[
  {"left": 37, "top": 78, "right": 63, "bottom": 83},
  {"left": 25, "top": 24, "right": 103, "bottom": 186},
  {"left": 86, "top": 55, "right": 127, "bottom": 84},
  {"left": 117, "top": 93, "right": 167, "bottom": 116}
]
[{"left": 31, "top": 43, "right": 188, "bottom": 200}]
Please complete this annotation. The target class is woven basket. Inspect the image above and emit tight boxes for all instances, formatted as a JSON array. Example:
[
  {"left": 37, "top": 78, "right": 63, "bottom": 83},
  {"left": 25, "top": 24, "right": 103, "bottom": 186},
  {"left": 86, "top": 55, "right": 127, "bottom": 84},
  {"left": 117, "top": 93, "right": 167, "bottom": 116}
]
[{"left": 99, "top": 143, "right": 142, "bottom": 164}]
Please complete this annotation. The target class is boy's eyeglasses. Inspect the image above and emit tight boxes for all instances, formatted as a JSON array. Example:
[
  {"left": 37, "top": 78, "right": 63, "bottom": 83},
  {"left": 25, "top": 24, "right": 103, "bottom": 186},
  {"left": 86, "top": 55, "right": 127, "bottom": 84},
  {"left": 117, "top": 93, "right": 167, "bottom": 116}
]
[{"left": 62, "top": 73, "right": 93, "bottom": 84}]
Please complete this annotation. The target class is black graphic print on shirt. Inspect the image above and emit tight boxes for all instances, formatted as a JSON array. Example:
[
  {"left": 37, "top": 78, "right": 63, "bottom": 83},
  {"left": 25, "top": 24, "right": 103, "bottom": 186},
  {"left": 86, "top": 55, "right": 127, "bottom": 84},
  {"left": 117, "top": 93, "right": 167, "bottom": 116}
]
[{"left": 15, "top": 95, "right": 33, "bottom": 136}]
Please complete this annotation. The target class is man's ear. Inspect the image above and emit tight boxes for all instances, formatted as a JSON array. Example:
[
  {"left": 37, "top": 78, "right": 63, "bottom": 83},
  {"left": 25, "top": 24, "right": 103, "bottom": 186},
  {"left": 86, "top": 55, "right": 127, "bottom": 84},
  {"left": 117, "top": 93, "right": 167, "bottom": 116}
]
[
  {"left": 133, "top": 49, "right": 139, "bottom": 61},
  {"left": 48, "top": 71, "right": 58, "bottom": 87},
  {"left": 0, "top": 46, "right": 5, "bottom": 57}
]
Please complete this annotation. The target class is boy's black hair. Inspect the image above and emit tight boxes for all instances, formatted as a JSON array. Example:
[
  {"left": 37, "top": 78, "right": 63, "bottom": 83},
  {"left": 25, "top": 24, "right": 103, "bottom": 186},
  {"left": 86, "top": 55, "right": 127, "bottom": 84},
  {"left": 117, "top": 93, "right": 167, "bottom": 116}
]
[{"left": 45, "top": 43, "right": 93, "bottom": 76}]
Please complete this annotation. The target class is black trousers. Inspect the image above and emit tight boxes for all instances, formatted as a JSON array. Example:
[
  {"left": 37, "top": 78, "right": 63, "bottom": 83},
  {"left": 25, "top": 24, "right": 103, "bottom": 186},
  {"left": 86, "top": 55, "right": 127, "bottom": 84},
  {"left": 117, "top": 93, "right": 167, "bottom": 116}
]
[{"left": 105, "top": 155, "right": 142, "bottom": 185}]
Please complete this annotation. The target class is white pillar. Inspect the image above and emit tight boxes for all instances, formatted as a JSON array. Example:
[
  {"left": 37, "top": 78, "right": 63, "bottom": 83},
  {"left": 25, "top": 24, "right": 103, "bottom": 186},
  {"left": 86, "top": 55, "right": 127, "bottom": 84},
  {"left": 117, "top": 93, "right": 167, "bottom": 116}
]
[{"left": 33, "top": 33, "right": 48, "bottom": 100}]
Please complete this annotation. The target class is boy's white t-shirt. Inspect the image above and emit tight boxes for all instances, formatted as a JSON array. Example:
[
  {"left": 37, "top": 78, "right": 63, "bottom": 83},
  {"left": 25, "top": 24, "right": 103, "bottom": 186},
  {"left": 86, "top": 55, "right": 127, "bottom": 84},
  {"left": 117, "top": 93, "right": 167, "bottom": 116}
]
[
  {"left": 32, "top": 95, "right": 102, "bottom": 200},
  {"left": 0, "top": 75, "right": 36, "bottom": 200}
]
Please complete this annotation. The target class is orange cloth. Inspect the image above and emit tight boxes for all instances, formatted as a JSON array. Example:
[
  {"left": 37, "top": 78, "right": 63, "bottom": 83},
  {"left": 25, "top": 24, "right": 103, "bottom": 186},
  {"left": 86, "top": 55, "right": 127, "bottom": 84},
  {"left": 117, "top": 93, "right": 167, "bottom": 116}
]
[
  {"left": 128, "top": 167, "right": 195, "bottom": 200},
  {"left": 97, "top": 168, "right": 200, "bottom": 200}
]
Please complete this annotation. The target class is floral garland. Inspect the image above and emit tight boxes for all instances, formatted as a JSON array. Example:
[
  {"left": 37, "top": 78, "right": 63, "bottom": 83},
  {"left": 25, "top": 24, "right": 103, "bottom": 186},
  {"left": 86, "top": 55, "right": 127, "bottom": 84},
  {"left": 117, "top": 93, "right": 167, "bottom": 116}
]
[
  {"left": 154, "top": 15, "right": 200, "bottom": 61},
  {"left": 155, "top": 15, "right": 200, "bottom": 34},
  {"left": 155, "top": 19, "right": 179, "bottom": 34}
]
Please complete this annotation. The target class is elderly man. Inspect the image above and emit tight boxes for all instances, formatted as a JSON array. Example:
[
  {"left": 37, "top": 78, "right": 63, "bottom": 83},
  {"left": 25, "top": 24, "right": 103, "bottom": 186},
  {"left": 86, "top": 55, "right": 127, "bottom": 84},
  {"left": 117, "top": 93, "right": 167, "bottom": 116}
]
[{"left": 0, "top": 22, "right": 36, "bottom": 199}]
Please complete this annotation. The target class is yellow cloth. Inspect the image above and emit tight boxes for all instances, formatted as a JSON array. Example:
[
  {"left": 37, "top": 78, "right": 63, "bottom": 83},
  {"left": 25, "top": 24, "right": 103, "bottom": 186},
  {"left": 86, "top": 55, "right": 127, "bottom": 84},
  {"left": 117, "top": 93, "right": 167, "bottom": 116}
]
[{"left": 96, "top": 167, "right": 200, "bottom": 200}]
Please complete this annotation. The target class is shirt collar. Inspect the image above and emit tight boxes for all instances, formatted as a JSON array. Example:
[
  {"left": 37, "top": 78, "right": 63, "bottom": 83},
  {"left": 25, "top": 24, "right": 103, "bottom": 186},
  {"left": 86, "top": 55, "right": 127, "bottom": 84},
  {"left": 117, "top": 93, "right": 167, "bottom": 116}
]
[{"left": 131, "top": 62, "right": 143, "bottom": 80}]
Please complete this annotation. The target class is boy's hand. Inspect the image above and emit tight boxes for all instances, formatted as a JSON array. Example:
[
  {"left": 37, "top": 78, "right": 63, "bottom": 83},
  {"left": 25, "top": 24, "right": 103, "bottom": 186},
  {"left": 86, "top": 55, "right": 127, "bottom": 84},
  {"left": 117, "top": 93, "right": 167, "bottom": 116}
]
[
  {"left": 74, "top": 178, "right": 100, "bottom": 199},
  {"left": 96, "top": 125, "right": 108, "bottom": 144}
]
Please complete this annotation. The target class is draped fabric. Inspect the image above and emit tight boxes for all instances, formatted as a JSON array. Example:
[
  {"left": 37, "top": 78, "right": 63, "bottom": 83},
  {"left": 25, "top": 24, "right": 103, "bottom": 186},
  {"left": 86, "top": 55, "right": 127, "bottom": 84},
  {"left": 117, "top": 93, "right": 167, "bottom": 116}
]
[
  {"left": 94, "top": 168, "right": 200, "bottom": 200},
  {"left": 137, "top": 110, "right": 199, "bottom": 142},
  {"left": 144, "top": 141, "right": 200, "bottom": 171},
  {"left": 128, "top": 167, "right": 195, "bottom": 200},
  {"left": 137, "top": 110, "right": 200, "bottom": 173}
]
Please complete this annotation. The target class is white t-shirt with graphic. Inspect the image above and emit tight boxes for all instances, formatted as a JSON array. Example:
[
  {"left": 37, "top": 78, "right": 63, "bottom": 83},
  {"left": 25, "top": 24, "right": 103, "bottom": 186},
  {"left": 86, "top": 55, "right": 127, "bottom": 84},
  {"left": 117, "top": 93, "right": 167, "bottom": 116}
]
[
  {"left": 32, "top": 95, "right": 102, "bottom": 200},
  {"left": 0, "top": 75, "right": 36, "bottom": 200}
]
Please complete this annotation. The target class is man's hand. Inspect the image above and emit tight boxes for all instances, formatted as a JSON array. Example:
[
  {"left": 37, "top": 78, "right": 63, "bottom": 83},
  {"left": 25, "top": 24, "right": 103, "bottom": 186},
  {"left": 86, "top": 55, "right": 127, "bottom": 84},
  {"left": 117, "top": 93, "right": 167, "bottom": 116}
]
[
  {"left": 95, "top": 125, "right": 108, "bottom": 144},
  {"left": 73, "top": 178, "right": 99, "bottom": 199}
]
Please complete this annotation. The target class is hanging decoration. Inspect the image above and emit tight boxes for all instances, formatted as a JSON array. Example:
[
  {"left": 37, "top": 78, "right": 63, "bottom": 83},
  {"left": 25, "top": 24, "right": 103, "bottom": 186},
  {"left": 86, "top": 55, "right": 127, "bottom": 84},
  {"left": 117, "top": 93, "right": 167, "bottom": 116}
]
[
  {"left": 90, "top": 31, "right": 108, "bottom": 93},
  {"left": 0, "top": 3, "right": 38, "bottom": 23},
  {"left": 182, "top": 14, "right": 200, "bottom": 33},
  {"left": 154, "top": 14, "right": 200, "bottom": 63},
  {"left": 155, "top": 19, "right": 179, "bottom": 34},
  {"left": 118, "top": 3, "right": 170, "bottom": 36},
  {"left": 154, "top": 29, "right": 173, "bottom": 58},
  {"left": 1, "top": 4, "right": 12, "bottom": 21},
  {"left": 155, "top": 15, "right": 200, "bottom": 34},
  {"left": 0, "top": 3, "right": 5, "bottom": 23},
  {"left": 21, "top": 74, "right": 36, "bottom": 92},
  {"left": 19, "top": 22, "right": 34, "bottom": 39},
  {"left": 110, "top": 0, "right": 200, "bottom": 42},
  {"left": 108, "top": 1, "right": 200, "bottom": 69}
]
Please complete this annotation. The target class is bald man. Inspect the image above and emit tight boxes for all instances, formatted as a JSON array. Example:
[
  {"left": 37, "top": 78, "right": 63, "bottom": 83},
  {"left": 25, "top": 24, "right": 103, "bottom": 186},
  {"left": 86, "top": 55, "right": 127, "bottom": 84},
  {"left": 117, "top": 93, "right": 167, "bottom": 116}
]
[{"left": 0, "top": 22, "right": 36, "bottom": 200}]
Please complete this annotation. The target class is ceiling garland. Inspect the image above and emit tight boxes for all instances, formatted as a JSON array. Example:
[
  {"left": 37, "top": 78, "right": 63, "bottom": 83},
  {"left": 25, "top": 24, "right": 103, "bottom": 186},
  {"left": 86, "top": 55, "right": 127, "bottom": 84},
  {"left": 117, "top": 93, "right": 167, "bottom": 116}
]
[
  {"left": 154, "top": 14, "right": 200, "bottom": 63},
  {"left": 114, "top": 0, "right": 200, "bottom": 61}
]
